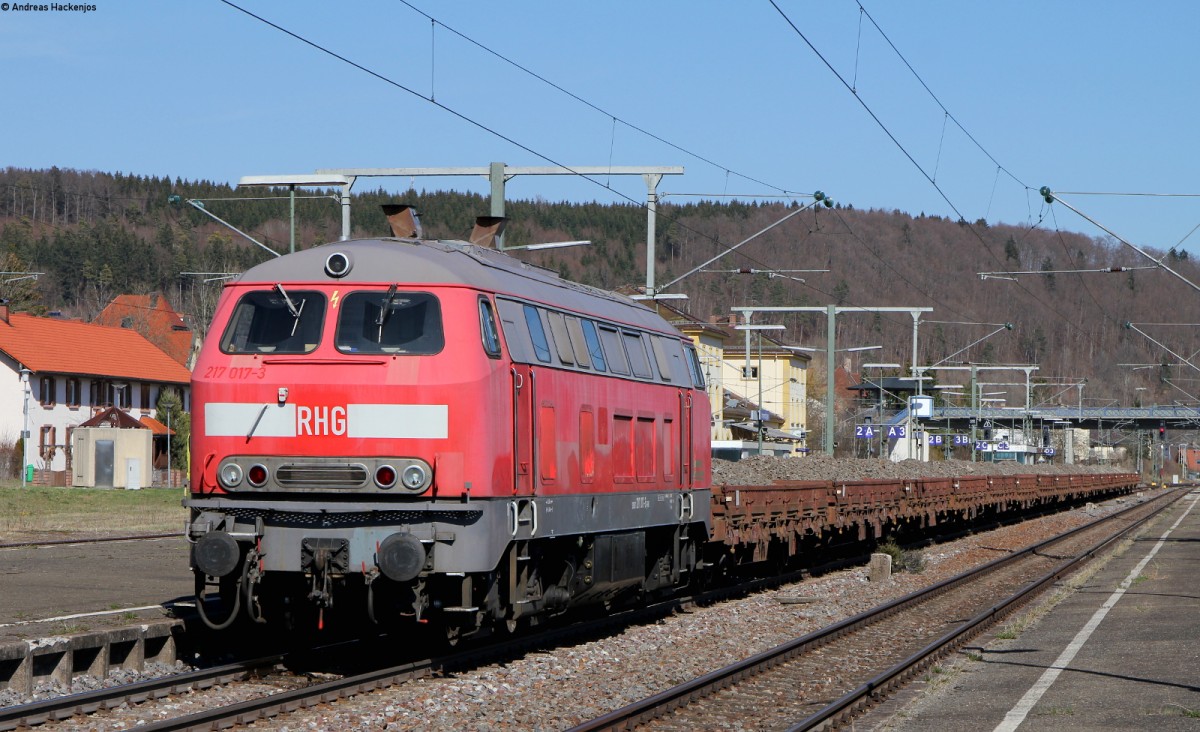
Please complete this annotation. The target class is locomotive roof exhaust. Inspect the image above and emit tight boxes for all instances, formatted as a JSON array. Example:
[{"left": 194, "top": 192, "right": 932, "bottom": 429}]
[
  {"left": 382, "top": 204, "right": 423, "bottom": 239},
  {"left": 469, "top": 216, "right": 507, "bottom": 249}
]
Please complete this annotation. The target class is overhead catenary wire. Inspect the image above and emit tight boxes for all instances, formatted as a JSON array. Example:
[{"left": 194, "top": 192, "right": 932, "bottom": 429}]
[{"left": 767, "top": 1, "right": 1126, "bottom": 362}]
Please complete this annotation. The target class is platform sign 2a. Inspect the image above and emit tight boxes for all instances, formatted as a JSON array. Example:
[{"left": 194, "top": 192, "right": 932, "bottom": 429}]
[{"left": 855, "top": 424, "right": 877, "bottom": 439}]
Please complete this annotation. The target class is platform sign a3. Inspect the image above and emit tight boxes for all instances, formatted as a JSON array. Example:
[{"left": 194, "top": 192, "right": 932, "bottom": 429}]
[{"left": 886, "top": 425, "right": 907, "bottom": 439}]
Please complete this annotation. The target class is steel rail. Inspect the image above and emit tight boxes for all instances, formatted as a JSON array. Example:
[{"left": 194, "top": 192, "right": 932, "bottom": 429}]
[
  {"left": 570, "top": 487, "right": 1181, "bottom": 732},
  {"left": 0, "top": 654, "right": 286, "bottom": 731}
]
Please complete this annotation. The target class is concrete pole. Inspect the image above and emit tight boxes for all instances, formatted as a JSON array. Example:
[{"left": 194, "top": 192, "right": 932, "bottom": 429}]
[
  {"left": 825, "top": 304, "right": 837, "bottom": 455},
  {"left": 757, "top": 332, "right": 764, "bottom": 456},
  {"left": 289, "top": 185, "right": 296, "bottom": 254},
  {"left": 970, "top": 365, "right": 978, "bottom": 462},
  {"left": 490, "top": 162, "right": 506, "bottom": 249},
  {"left": 644, "top": 173, "right": 663, "bottom": 295},
  {"left": 339, "top": 180, "right": 354, "bottom": 241}
]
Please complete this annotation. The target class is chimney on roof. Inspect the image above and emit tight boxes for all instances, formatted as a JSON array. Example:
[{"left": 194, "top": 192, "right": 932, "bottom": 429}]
[
  {"left": 381, "top": 204, "right": 423, "bottom": 239},
  {"left": 469, "top": 216, "right": 507, "bottom": 249},
  {"left": 0, "top": 300, "right": 9, "bottom": 325}
]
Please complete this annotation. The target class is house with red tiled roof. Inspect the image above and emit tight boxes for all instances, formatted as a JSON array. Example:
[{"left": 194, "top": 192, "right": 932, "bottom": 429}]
[
  {"left": 0, "top": 305, "right": 191, "bottom": 480},
  {"left": 94, "top": 292, "right": 195, "bottom": 367}
]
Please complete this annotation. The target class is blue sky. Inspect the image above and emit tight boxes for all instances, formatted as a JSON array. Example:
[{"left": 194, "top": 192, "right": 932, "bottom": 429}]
[{"left": 3, "top": 1, "right": 1198, "bottom": 255}]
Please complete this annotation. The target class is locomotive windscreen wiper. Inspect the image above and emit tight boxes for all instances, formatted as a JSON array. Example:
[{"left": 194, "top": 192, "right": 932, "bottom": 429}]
[
  {"left": 375, "top": 284, "right": 399, "bottom": 327},
  {"left": 274, "top": 283, "right": 304, "bottom": 337}
]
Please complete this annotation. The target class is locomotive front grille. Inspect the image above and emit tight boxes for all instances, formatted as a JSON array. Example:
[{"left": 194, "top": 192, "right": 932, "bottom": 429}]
[{"left": 276, "top": 463, "right": 369, "bottom": 489}]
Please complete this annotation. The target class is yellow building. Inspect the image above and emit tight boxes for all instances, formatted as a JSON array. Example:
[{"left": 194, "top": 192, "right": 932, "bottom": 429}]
[
  {"left": 647, "top": 302, "right": 809, "bottom": 452},
  {"left": 721, "top": 336, "right": 809, "bottom": 446}
]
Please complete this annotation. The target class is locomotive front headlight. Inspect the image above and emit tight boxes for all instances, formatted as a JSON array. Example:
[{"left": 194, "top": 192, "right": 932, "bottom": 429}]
[
  {"left": 218, "top": 463, "right": 243, "bottom": 488},
  {"left": 247, "top": 463, "right": 269, "bottom": 488},
  {"left": 401, "top": 464, "right": 428, "bottom": 492},
  {"left": 375, "top": 464, "right": 398, "bottom": 489}
]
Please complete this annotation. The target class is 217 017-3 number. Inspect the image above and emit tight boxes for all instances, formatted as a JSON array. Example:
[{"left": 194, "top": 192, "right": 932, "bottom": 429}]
[{"left": 204, "top": 366, "right": 266, "bottom": 380}]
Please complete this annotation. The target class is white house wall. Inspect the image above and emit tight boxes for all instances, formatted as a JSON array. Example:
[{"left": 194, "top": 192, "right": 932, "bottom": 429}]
[{"left": 5, "top": 370, "right": 189, "bottom": 473}]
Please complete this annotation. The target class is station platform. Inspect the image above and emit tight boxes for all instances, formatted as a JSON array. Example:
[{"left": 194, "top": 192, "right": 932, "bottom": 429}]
[
  {"left": 0, "top": 536, "right": 193, "bottom": 641},
  {"left": 875, "top": 487, "right": 1200, "bottom": 731}
]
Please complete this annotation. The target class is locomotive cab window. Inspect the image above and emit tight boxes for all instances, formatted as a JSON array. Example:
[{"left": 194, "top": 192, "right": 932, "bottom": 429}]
[
  {"left": 336, "top": 289, "right": 444, "bottom": 354},
  {"left": 479, "top": 297, "right": 502, "bottom": 358},
  {"left": 220, "top": 287, "right": 326, "bottom": 354}
]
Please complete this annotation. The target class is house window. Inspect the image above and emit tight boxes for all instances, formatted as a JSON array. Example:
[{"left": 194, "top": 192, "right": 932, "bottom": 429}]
[
  {"left": 39, "top": 425, "right": 56, "bottom": 461},
  {"left": 90, "top": 379, "right": 104, "bottom": 407},
  {"left": 140, "top": 384, "right": 151, "bottom": 410},
  {"left": 66, "top": 378, "right": 81, "bottom": 408},
  {"left": 108, "top": 383, "right": 131, "bottom": 409},
  {"left": 39, "top": 376, "right": 55, "bottom": 406}
]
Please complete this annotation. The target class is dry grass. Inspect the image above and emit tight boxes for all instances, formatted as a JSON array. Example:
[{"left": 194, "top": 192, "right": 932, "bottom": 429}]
[{"left": 0, "top": 483, "right": 185, "bottom": 541}]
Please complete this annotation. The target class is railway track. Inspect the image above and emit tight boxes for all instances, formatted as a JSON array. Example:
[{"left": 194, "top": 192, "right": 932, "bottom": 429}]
[
  {"left": 569, "top": 487, "right": 1183, "bottom": 731},
  {"left": 0, "top": 556, "right": 816, "bottom": 731},
  {"left": 0, "top": 492, "right": 1157, "bottom": 730},
  {"left": 0, "top": 654, "right": 284, "bottom": 732}
]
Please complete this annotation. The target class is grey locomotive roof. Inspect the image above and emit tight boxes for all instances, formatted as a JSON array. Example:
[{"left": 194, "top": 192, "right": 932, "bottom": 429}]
[{"left": 234, "top": 237, "right": 679, "bottom": 336}]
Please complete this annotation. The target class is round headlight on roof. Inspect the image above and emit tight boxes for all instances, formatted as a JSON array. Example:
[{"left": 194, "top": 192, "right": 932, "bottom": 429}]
[{"left": 325, "top": 251, "right": 352, "bottom": 278}]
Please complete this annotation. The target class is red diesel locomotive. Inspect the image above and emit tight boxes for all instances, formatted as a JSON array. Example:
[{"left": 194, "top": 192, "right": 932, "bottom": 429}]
[{"left": 186, "top": 225, "right": 713, "bottom": 635}]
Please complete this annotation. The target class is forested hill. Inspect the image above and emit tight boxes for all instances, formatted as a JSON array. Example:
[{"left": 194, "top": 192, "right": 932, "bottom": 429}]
[{"left": 3, "top": 166, "right": 1198, "bottom": 405}]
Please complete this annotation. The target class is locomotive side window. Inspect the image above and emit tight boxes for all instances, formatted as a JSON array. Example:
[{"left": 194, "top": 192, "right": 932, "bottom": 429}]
[
  {"left": 479, "top": 297, "right": 502, "bottom": 358},
  {"left": 523, "top": 305, "right": 553, "bottom": 363},
  {"left": 599, "top": 326, "right": 629, "bottom": 375},
  {"left": 335, "top": 291, "right": 444, "bottom": 354},
  {"left": 580, "top": 320, "right": 607, "bottom": 372},
  {"left": 546, "top": 312, "right": 575, "bottom": 365},
  {"left": 623, "top": 332, "right": 653, "bottom": 379},
  {"left": 649, "top": 336, "right": 674, "bottom": 382},
  {"left": 495, "top": 298, "right": 533, "bottom": 362},
  {"left": 564, "top": 316, "right": 592, "bottom": 368},
  {"left": 220, "top": 289, "right": 326, "bottom": 354}
]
